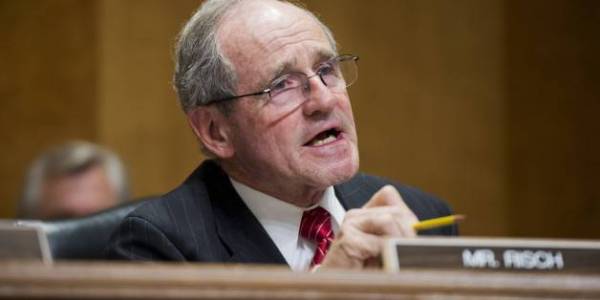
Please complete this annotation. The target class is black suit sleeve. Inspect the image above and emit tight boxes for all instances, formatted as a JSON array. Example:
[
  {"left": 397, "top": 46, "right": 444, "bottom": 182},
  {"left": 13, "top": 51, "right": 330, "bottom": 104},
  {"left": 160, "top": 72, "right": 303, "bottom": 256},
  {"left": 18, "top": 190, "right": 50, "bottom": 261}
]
[{"left": 106, "top": 216, "right": 186, "bottom": 261}]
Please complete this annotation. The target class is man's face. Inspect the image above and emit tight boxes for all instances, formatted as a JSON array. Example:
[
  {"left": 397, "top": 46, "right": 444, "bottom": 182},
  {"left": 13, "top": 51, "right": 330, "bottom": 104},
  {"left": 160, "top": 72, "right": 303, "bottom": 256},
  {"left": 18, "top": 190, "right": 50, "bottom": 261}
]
[
  {"left": 217, "top": 1, "right": 359, "bottom": 205},
  {"left": 38, "top": 165, "right": 119, "bottom": 219}
]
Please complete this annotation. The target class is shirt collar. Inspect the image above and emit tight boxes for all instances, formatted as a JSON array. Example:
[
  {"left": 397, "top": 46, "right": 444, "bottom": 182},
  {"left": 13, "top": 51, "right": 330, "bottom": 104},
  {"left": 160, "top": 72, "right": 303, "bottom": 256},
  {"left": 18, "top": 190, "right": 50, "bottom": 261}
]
[{"left": 229, "top": 178, "right": 346, "bottom": 268}]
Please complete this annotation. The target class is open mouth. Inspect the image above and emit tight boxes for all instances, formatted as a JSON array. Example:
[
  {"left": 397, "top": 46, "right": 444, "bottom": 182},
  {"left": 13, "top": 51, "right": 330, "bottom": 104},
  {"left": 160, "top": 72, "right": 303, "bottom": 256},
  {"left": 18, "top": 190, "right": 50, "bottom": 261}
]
[{"left": 305, "top": 128, "right": 342, "bottom": 147}]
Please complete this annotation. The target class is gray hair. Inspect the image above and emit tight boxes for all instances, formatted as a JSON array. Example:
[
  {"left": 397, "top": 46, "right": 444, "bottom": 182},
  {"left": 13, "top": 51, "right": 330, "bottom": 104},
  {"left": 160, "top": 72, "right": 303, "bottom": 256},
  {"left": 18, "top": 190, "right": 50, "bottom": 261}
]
[
  {"left": 173, "top": 0, "right": 240, "bottom": 113},
  {"left": 18, "top": 141, "right": 130, "bottom": 218},
  {"left": 173, "top": 0, "right": 338, "bottom": 114}
]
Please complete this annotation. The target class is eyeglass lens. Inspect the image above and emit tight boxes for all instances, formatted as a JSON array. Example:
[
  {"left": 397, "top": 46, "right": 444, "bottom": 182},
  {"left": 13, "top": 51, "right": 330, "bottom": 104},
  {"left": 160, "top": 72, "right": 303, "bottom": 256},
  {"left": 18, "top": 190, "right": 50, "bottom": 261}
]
[{"left": 268, "top": 56, "right": 358, "bottom": 108}]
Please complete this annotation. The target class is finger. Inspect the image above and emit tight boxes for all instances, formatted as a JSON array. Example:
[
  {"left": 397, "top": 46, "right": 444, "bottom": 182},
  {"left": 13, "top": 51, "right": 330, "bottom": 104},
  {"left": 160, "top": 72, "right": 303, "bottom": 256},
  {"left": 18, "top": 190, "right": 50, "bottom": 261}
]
[
  {"left": 321, "top": 204, "right": 419, "bottom": 269},
  {"left": 398, "top": 216, "right": 418, "bottom": 238},
  {"left": 364, "top": 185, "right": 406, "bottom": 208},
  {"left": 344, "top": 207, "right": 403, "bottom": 236},
  {"left": 389, "top": 207, "right": 419, "bottom": 238},
  {"left": 344, "top": 206, "right": 418, "bottom": 237},
  {"left": 363, "top": 186, "right": 418, "bottom": 230},
  {"left": 321, "top": 227, "right": 382, "bottom": 269}
]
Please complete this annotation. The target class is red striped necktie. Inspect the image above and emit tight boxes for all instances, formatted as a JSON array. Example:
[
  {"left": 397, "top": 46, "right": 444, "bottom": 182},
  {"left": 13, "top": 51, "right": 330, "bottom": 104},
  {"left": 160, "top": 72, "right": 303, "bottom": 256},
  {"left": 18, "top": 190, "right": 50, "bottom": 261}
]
[{"left": 299, "top": 206, "right": 335, "bottom": 267}]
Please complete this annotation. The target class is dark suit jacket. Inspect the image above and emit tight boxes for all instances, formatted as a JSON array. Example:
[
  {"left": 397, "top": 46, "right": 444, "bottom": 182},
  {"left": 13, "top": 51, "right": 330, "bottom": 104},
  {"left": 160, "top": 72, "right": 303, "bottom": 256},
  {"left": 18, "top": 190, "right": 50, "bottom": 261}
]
[{"left": 106, "top": 160, "right": 457, "bottom": 264}]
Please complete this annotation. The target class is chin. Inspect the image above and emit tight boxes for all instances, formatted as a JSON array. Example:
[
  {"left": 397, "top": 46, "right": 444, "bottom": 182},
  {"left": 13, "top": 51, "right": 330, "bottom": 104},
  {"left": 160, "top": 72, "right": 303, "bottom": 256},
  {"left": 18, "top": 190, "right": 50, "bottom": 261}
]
[{"left": 311, "top": 153, "right": 359, "bottom": 187}]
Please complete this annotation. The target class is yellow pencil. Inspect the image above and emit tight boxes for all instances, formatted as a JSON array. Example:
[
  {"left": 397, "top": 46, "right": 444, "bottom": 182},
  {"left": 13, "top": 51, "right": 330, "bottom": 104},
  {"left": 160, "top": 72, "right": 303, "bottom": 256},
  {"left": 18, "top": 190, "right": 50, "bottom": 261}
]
[{"left": 413, "top": 214, "right": 465, "bottom": 231}]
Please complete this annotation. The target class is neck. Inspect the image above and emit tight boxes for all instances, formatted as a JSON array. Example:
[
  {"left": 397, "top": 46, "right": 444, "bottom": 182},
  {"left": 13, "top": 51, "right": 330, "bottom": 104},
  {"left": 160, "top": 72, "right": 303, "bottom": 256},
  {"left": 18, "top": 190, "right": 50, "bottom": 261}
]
[{"left": 220, "top": 161, "right": 325, "bottom": 208}]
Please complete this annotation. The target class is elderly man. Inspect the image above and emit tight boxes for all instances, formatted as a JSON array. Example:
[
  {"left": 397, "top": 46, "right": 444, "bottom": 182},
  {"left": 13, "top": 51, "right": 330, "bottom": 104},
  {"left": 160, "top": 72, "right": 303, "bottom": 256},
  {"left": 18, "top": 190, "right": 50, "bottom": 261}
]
[{"left": 107, "top": 0, "right": 456, "bottom": 270}]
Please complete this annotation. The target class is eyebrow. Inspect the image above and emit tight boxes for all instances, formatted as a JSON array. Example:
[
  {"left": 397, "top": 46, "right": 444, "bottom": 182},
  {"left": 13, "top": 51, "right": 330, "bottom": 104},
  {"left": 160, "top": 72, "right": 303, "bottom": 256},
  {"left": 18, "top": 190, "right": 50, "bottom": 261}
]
[{"left": 263, "top": 49, "right": 337, "bottom": 88}]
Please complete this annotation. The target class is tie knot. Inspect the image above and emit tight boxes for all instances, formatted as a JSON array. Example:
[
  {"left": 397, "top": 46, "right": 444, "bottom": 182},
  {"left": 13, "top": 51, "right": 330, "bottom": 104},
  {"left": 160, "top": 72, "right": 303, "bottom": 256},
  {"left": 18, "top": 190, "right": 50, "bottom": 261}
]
[{"left": 299, "top": 206, "right": 334, "bottom": 243}]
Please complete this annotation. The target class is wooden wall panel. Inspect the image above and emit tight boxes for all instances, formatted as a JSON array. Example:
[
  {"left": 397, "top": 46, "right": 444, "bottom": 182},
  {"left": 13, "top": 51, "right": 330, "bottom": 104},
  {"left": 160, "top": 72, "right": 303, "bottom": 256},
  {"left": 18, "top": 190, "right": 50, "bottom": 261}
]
[
  {"left": 506, "top": 0, "right": 600, "bottom": 238},
  {"left": 0, "top": 0, "right": 98, "bottom": 217},
  {"left": 96, "top": 0, "right": 201, "bottom": 199}
]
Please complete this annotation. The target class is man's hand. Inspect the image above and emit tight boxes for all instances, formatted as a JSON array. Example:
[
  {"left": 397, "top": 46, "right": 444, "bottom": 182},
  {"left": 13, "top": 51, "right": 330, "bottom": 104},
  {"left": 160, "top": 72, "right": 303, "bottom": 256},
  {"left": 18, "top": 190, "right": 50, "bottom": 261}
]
[{"left": 319, "top": 185, "right": 418, "bottom": 269}]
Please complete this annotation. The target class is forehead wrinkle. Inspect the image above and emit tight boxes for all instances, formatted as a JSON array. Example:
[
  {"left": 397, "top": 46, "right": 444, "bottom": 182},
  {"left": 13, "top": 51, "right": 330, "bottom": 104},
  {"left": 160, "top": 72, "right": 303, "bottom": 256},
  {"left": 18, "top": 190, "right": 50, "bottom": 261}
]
[
  {"left": 259, "top": 19, "right": 319, "bottom": 49},
  {"left": 217, "top": 1, "right": 335, "bottom": 91},
  {"left": 268, "top": 48, "right": 336, "bottom": 83}
]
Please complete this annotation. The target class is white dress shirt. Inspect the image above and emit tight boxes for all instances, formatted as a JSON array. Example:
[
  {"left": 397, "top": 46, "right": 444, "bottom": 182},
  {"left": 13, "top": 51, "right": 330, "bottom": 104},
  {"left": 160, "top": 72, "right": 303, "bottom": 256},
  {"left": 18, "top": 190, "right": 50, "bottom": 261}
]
[{"left": 230, "top": 178, "right": 346, "bottom": 271}]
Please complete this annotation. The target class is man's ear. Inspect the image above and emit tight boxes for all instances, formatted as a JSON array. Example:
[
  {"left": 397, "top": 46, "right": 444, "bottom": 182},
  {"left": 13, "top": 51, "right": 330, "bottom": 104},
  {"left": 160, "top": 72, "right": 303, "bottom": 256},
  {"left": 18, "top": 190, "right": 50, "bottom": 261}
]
[{"left": 187, "top": 107, "right": 235, "bottom": 158}]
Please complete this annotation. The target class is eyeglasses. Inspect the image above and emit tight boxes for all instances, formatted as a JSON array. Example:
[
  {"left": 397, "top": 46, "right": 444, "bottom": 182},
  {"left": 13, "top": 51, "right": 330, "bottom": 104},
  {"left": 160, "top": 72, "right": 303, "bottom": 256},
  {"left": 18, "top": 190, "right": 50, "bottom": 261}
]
[{"left": 206, "top": 54, "right": 359, "bottom": 109}]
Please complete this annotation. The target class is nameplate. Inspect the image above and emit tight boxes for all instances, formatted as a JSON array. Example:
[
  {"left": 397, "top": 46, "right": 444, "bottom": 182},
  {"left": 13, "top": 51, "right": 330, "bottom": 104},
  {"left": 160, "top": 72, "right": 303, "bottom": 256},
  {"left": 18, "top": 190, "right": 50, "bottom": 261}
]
[{"left": 383, "top": 237, "right": 600, "bottom": 273}]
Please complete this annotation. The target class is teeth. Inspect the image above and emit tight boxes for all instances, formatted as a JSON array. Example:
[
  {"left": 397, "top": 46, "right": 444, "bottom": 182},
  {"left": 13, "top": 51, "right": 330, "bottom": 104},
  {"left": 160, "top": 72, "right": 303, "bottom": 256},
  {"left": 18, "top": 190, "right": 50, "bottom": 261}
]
[{"left": 310, "top": 132, "right": 337, "bottom": 146}]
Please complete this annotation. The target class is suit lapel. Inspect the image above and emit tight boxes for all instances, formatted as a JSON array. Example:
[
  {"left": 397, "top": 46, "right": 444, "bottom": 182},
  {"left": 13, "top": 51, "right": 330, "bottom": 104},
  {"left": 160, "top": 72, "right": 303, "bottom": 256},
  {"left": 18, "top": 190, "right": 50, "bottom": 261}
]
[
  {"left": 198, "top": 162, "right": 377, "bottom": 266},
  {"left": 334, "top": 172, "right": 373, "bottom": 210},
  {"left": 202, "top": 161, "right": 287, "bottom": 265}
]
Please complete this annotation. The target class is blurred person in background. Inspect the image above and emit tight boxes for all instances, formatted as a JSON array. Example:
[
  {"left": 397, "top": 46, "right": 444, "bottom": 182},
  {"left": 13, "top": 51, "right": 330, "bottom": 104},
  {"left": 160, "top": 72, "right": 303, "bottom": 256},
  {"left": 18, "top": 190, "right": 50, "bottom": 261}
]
[{"left": 18, "top": 141, "right": 129, "bottom": 220}]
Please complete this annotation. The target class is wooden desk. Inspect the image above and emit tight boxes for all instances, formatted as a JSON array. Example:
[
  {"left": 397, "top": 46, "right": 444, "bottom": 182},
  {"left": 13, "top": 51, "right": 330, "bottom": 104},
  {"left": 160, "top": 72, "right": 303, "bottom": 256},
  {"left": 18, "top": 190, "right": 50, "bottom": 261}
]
[{"left": 1, "top": 261, "right": 599, "bottom": 299}]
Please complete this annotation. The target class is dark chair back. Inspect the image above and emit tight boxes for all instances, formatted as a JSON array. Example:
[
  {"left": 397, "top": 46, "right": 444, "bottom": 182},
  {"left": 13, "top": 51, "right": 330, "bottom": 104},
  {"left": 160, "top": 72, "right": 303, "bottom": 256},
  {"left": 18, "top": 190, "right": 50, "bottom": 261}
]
[{"left": 17, "top": 197, "right": 154, "bottom": 260}]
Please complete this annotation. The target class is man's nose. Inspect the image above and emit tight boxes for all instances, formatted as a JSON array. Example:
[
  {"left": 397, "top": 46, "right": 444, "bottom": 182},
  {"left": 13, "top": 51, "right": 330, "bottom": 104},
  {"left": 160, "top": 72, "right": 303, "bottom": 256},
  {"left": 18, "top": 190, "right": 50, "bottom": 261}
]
[{"left": 302, "top": 74, "right": 337, "bottom": 116}]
